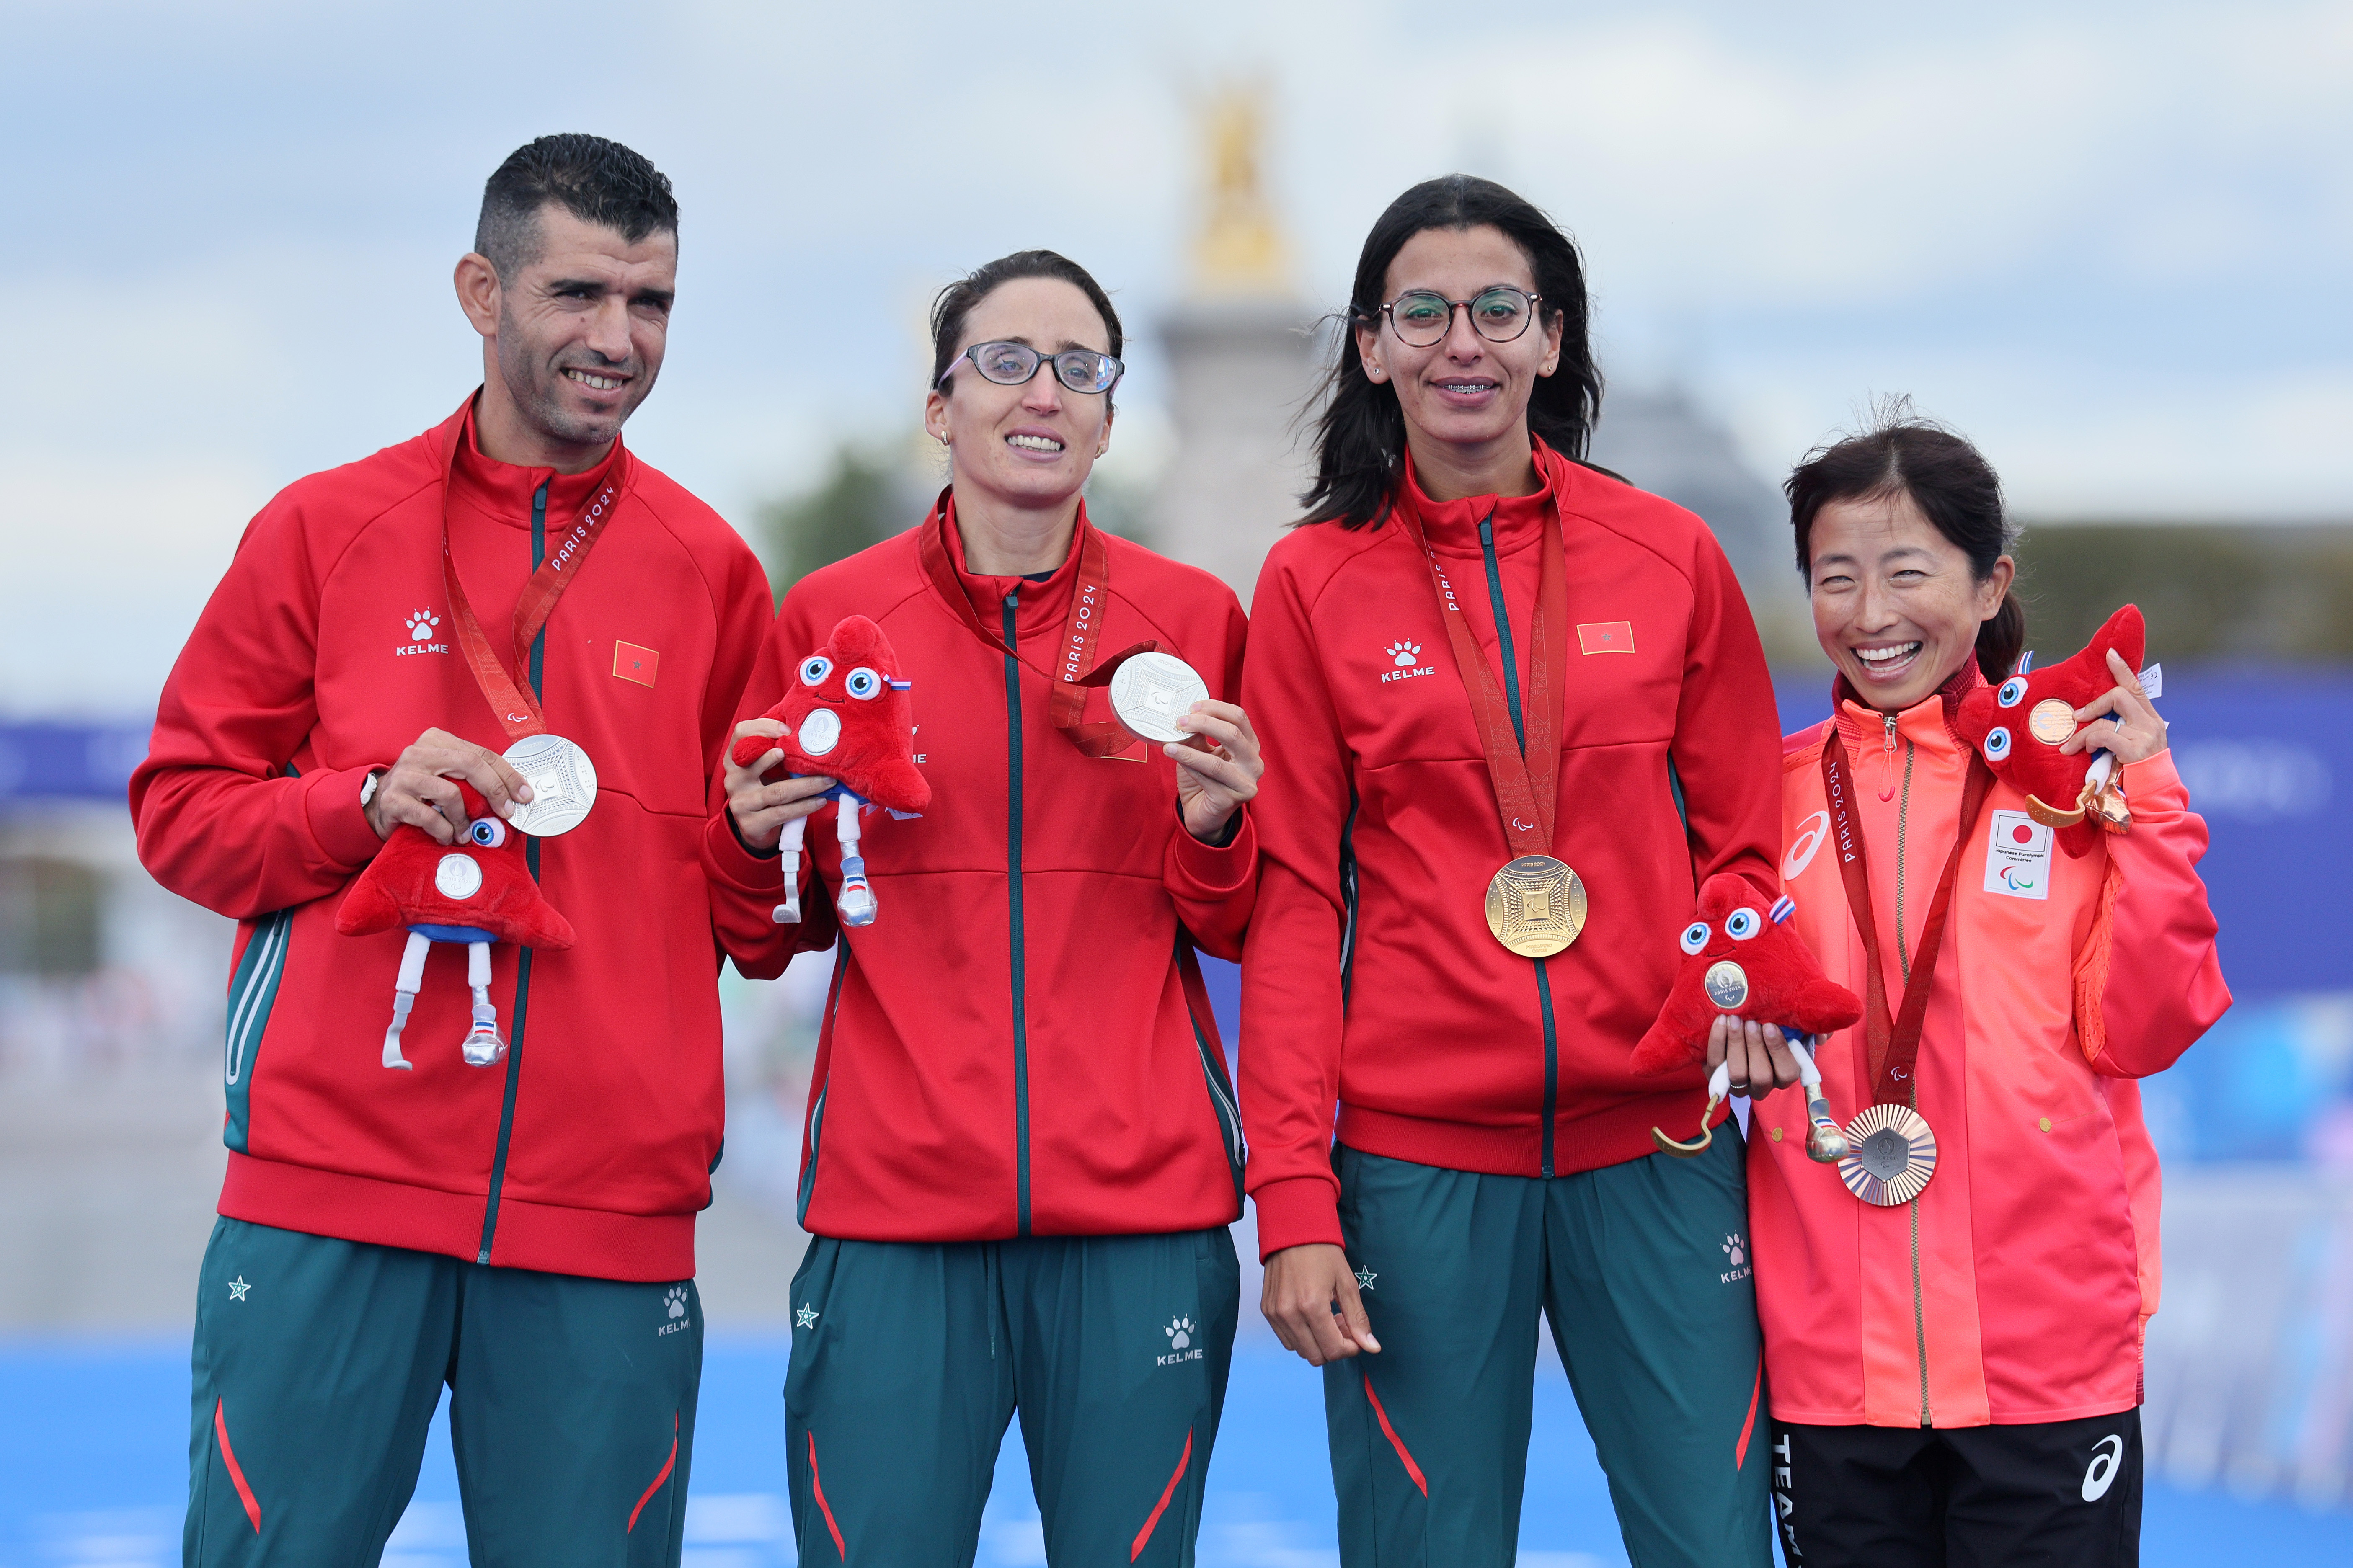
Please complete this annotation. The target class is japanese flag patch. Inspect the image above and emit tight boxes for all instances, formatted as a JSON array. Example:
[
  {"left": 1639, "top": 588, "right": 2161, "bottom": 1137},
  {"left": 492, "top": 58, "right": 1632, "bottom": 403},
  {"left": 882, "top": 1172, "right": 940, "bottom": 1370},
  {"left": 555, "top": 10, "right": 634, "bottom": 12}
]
[{"left": 1983, "top": 810, "right": 2053, "bottom": 900}]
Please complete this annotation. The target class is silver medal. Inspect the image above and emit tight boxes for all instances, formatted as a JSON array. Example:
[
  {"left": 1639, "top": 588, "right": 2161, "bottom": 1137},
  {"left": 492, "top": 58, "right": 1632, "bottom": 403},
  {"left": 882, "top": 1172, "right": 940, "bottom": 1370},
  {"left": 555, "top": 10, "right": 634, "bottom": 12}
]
[
  {"left": 1109, "top": 652, "right": 1211, "bottom": 745},
  {"left": 502, "top": 732, "right": 598, "bottom": 836}
]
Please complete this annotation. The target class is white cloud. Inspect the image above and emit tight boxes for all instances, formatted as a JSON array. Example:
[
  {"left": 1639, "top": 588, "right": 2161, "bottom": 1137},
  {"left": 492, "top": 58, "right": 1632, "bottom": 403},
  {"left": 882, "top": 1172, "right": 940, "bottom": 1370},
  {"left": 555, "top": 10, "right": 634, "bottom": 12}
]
[{"left": 1, "top": 0, "right": 2346, "bottom": 714}]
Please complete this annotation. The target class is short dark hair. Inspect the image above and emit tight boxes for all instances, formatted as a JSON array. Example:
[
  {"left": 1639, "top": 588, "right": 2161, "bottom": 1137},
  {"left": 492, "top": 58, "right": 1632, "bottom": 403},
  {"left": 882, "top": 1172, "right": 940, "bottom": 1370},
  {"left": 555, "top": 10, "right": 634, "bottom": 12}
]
[
  {"left": 473, "top": 134, "right": 679, "bottom": 279},
  {"left": 1785, "top": 405, "right": 2025, "bottom": 682},
  {"left": 1300, "top": 175, "right": 1605, "bottom": 530},
  {"left": 929, "top": 250, "right": 1124, "bottom": 408}
]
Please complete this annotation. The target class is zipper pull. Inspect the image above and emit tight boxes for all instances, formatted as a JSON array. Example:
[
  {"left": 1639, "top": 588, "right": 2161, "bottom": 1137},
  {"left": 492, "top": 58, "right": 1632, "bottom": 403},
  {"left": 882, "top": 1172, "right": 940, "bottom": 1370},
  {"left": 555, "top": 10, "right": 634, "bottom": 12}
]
[{"left": 1879, "top": 712, "right": 1900, "bottom": 801}]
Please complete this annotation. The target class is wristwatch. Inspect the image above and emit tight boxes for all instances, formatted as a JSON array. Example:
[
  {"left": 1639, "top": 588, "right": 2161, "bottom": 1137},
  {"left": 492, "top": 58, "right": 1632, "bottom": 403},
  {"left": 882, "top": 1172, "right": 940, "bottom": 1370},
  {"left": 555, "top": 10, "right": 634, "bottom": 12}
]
[{"left": 359, "top": 769, "right": 387, "bottom": 811}]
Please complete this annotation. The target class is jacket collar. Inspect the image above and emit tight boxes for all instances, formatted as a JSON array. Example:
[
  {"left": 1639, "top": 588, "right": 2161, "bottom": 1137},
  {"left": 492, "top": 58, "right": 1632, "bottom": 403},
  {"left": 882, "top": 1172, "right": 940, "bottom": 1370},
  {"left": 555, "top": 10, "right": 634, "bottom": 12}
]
[
  {"left": 442, "top": 393, "right": 628, "bottom": 532},
  {"left": 929, "top": 487, "right": 1096, "bottom": 643},
  {"left": 1833, "top": 658, "right": 1985, "bottom": 757},
  {"left": 1394, "top": 437, "right": 1563, "bottom": 558}
]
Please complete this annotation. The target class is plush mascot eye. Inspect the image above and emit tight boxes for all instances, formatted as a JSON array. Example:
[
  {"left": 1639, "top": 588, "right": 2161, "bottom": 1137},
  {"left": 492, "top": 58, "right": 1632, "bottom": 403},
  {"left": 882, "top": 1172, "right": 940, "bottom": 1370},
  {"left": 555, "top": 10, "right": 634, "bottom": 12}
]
[
  {"left": 1985, "top": 725, "right": 2012, "bottom": 761},
  {"left": 467, "top": 817, "right": 508, "bottom": 848},
  {"left": 1997, "top": 676, "right": 2029, "bottom": 708},
  {"left": 798, "top": 655, "right": 834, "bottom": 687},
  {"left": 1679, "top": 921, "right": 1711, "bottom": 955},
  {"left": 844, "top": 667, "right": 882, "bottom": 700},
  {"left": 1725, "top": 907, "right": 1762, "bottom": 941}
]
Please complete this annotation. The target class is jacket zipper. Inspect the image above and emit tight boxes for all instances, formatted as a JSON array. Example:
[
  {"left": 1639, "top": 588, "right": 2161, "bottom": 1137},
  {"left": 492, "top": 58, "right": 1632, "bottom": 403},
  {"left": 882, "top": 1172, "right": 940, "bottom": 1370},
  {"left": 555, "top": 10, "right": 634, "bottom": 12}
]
[
  {"left": 1003, "top": 592, "right": 1033, "bottom": 1238},
  {"left": 1479, "top": 520, "right": 1560, "bottom": 1179},
  {"left": 477, "top": 480, "right": 547, "bottom": 1265},
  {"left": 1888, "top": 711, "right": 1930, "bottom": 1426}
]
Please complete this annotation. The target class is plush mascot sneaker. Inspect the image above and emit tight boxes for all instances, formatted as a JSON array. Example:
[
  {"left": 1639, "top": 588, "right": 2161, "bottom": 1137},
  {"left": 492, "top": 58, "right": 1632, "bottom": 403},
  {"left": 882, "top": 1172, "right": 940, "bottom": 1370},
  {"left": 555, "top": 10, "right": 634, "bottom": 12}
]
[
  {"left": 1955, "top": 603, "right": 2146, "bottom": 858},
  {"left": 335, "top": 781, "right": 576, "bottom": 1070},
  {"left": 1633, "top": 872, "right": 1861, "bottom": 1160},
  {"left": 729, "top": 613, "right": 930, "bottom": 926}
]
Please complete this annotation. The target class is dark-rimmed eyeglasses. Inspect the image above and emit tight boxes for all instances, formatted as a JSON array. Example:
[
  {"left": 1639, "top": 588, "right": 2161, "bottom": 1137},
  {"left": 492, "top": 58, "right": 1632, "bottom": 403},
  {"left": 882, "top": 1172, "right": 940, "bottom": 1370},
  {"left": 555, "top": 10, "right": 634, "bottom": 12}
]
[
  {"left": 938, "top": 340, "right": 1124, "bottom": 396},
  {"left": 1366, "top": 287, "right": 1543, "bottom": 348}
]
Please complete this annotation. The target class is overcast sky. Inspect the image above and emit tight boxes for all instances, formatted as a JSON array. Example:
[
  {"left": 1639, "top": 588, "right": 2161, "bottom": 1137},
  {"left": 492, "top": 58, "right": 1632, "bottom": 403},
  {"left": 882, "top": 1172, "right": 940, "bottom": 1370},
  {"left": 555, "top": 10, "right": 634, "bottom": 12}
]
[{"left": 4, "top": 0, "right": 2346, "bottom": 716}]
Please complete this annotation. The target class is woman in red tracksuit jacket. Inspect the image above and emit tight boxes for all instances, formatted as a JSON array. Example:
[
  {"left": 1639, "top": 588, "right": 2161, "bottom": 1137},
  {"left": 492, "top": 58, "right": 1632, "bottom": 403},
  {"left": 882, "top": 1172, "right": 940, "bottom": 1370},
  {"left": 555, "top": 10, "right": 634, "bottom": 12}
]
[
  {"left": 1240, "top": 175, "right": 1784, "bottom": 1566},
  {"left": 1751, "top": 414, "right": 2228, "bottom": 1567},
  {"left": 702, "top": 250, "right": 1264, "bottom": 1567}
]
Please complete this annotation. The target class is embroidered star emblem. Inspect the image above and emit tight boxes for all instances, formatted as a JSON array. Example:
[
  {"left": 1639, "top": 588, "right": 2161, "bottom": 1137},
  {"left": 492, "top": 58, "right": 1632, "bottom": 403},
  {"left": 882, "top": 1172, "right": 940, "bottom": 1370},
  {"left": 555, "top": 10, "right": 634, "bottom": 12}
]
[
  {"left": 1354, "top": 1267, "right": 1377, "bottom": 1292},
  {"left": 795, "top": 1304, "right": 819, "bottom": 1330},
  {"left": 227, "top": 1277, "right": 251, "bottom": 1302}
]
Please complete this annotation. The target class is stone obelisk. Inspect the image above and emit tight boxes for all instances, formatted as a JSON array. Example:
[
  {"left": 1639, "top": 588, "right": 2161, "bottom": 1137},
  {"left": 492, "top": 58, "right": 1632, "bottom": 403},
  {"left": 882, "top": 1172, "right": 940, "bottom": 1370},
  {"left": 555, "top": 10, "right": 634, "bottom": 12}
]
[{"left": 1149, "top": 87, "right": 1320, "bottom": 608}]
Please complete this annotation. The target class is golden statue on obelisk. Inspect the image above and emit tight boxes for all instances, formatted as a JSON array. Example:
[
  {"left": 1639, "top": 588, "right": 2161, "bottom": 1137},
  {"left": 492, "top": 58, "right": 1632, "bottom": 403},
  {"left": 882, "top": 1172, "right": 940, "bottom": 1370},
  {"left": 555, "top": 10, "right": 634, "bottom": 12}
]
[
  {"left": 1153, "top": 81, "right": 1315, "bottom": 606},
  {"left": 1190, "top": 85, "right": 1292, "bottom": 298}
]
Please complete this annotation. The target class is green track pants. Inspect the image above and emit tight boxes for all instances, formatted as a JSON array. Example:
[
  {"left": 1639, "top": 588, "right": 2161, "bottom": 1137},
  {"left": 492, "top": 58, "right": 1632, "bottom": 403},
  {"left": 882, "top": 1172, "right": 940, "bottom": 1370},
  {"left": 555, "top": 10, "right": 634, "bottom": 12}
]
[
  {"left": 1326, "top": 1132, "right": 1774, "bottom": 1567},
  {"left": 784, "top": 1227, "right": 1239, "bottom": 1566},
  {"left": 184, "top": 1217, "right": 700, "bottom": 1567}
]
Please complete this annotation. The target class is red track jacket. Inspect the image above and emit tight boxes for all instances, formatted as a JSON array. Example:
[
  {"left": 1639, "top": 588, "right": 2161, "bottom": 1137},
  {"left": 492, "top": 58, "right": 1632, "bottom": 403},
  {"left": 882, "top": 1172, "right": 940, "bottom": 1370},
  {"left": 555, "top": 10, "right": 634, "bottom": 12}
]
[
  {"left": 705, "top": 499, "right": 1257, "bottom": 1241},
  {"left": 131, "top": 399, "right": 773, "bottom": 1282},
  {"left": 1753, "top": 683, "right": 2229, "bottom": 1426},
  {"left": 1239, "top": 443, "right": 1785, "bottom": 1257}
]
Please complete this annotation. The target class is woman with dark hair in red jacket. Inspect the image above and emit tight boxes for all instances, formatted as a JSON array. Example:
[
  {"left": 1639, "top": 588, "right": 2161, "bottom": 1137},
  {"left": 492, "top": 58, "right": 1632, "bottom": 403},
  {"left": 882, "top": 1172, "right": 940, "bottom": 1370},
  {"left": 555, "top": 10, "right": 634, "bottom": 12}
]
[
  {"left": 1240, "top": 175, "right": 1782, "bottom": 1565},
  {"left": 1754, "top": 413, "right": 2226, "bottom": 1567},
  {"left": 705, "top": 250, "right": 1264, "bottom": 1566}
]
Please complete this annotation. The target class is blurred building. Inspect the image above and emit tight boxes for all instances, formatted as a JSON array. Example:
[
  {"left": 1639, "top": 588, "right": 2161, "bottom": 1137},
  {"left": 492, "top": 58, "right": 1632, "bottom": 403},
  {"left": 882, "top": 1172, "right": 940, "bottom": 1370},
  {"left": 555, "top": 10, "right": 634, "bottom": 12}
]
[{"left": 1149, "top": 86, "right": 1320, "bottom": 609}]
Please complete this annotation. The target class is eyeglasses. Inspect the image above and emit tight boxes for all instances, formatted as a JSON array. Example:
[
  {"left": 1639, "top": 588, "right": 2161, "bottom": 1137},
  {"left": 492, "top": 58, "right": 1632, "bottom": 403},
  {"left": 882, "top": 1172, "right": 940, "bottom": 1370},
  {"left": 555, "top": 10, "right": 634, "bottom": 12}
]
[
  {"left": 1367, "top": 287, "right": 1543, "bottom": 348},
  {"left": 938, "top": 340, "right": 1124, "bottom": 396}
]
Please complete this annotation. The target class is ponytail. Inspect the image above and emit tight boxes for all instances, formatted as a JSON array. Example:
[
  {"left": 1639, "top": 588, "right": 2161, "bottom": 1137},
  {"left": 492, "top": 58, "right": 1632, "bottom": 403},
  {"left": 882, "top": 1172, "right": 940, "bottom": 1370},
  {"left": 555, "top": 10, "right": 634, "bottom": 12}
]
[{"left": 1976, "top": 590, "right": 2025, "bottom": 682}]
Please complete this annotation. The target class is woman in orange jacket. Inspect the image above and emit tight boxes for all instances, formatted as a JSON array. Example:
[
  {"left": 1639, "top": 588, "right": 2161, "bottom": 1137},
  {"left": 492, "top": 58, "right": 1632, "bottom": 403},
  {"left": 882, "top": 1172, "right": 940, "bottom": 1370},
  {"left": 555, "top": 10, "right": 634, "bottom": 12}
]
[{"left": 1746, "top": 412, "right": 2229, "bottom": 1566}]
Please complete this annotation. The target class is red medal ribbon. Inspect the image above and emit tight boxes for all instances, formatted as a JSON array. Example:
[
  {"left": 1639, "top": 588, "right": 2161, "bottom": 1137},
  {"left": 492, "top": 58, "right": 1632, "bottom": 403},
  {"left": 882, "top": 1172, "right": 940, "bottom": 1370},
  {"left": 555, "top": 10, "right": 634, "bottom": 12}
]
[
  {"left": 440, "top": 428, "right": 627, "bottom": 743},
  {"left": 917, "top": 490, "right": 1157, "bottom": 759},
  {"left": 1819, "top": 720, "right": 1993, "bottom": 1105},
  {"left": 1388, "top": 494, "right": 1569, "bottom": 856}
]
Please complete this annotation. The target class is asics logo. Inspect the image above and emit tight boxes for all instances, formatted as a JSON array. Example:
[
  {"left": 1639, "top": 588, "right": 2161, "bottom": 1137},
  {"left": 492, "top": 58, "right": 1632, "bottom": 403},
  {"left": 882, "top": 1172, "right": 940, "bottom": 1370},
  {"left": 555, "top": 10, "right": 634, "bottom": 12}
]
[
  {"left": 2082, "top": 1434, "right": 2123, "bottom": 1501},
  {"left": 1783, "top": 811, "right": 1830, "bottom": 878}
]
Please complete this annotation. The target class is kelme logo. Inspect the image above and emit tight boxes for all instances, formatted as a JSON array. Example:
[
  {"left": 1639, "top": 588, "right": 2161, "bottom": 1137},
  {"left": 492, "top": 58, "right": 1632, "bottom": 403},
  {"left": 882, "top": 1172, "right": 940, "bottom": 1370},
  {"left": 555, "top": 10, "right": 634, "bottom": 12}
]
[{"left": 396, "top": 608, "right": 449, "bottom": 658}]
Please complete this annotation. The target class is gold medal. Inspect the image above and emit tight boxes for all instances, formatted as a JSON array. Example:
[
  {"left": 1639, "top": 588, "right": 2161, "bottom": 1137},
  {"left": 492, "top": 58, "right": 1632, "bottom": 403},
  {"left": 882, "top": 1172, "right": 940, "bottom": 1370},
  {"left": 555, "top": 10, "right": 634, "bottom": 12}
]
[
  {"left": 1484, "top": 854, "right": 1586, "bottom": 958},
  {"left": 1837, "top": 1104, "right": 1937, "bottom": 1205},
  {"left": 2028, "top": 698, "right": 2077, "bottom": 745}
]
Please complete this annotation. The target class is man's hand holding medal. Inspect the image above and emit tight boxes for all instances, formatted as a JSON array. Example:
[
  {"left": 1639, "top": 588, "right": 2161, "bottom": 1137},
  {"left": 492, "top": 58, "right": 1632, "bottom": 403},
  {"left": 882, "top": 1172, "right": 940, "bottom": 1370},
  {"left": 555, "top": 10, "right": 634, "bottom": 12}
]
[{"left": 363, "top": 727, "right": 536, "bottom": 845}]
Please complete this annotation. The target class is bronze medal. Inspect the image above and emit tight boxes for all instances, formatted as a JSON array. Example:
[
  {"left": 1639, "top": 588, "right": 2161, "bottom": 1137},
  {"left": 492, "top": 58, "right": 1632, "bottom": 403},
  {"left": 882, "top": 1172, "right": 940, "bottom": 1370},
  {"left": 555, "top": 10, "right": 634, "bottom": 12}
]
[
  {"left": 1836, "top": 1103, "right": 1937, "bottom": 1205},
  {"left": 2028, "top": 698, "right": 2077, "bottom": 745},
  {"left": 1484, "top": 854, "right": 1586, "bottom": 958}
]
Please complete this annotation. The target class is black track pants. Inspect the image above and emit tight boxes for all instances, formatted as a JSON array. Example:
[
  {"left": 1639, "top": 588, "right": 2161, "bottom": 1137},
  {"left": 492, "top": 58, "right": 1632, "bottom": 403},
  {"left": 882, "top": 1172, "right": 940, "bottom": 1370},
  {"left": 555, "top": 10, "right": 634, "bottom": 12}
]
[{"left": 1771, "top": 1410, "right": 2142, "bottom": 1568}]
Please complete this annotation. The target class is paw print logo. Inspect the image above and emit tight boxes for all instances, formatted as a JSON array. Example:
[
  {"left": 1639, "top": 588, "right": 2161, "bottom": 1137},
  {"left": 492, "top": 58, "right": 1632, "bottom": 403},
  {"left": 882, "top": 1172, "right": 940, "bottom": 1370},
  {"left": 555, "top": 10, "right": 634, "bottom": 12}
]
[
  {"left": 406, "top": 610, "right": 441, "bottom": 642},
  {"left": 1164, "top": 1317, "right": 1193, "bottom": 1351},
  {"left": 1722, "top": 1234, "right": 1747, "bottom": 1270},
  {"left": 1386, "top": 640, "right": 1420, "bottom": 668},
  {"left": 664, "top": 1285, "right": 687, "bottom": 1320}
]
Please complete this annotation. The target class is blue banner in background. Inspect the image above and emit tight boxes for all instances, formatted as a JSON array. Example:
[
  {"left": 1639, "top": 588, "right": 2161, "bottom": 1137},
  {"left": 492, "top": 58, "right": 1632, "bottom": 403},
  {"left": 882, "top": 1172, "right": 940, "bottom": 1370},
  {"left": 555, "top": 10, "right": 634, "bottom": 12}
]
[{"left": 0, "top": 722, "right": 147, "bottom": 804}]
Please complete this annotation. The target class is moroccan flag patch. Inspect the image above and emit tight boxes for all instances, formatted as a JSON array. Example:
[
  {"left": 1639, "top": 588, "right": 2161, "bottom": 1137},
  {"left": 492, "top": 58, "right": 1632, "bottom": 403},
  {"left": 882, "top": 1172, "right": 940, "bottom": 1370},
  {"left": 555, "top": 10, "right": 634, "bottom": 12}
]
[
  {"left": 1578, "top": 621, "right": 1635, "bottom": 655},
  {"left": 613, "top": 640, "right": 661, "bottom": 688}
]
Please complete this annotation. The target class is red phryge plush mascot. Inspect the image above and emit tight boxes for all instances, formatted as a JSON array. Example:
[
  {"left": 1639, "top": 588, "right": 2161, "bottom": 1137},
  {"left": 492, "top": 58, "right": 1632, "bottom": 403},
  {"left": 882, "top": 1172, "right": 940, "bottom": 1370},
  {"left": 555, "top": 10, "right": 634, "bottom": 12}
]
[
  {"left": 1954, "top": 603, "right": 2146, "bottom": 859},
  {"left": 336, "top": 781, "right": 576, "bottom": 1070},
  {"left": 1633, "top": 874, "right": 1862, "bottom": 1160},
  {"left": 728, "top": 614, "right": 930, "bottom": 927},
  {"left": 1633, "top": 875, "right": 1862, "bottom": 1075}
]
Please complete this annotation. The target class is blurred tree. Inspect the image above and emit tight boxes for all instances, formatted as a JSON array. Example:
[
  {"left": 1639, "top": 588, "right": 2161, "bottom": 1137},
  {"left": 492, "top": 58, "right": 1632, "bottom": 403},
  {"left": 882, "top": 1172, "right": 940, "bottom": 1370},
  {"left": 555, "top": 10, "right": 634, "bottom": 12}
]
[
  {"left": 0, "top": 857, "right": 103, "bottom": 975},
  {"left": 1082, "top": 469, "right": 1157, "bottom": 547},
  {"left": 2014, "top": 524, "right": 2353, "bottom": 663},
  {"left": 758, "top": 446, "right": 912, "bottom": 602}
]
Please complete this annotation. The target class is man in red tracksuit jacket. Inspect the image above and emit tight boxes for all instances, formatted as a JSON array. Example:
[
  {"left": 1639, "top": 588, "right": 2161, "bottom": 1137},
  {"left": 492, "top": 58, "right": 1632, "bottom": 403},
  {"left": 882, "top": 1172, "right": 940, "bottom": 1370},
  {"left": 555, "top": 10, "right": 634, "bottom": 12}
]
[
  {"left": 129, "top": 137, "right": 771, "bottom": 1567},
  {"left": 703, "top": 251, "right": 1260, "bottom": 1565}
]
